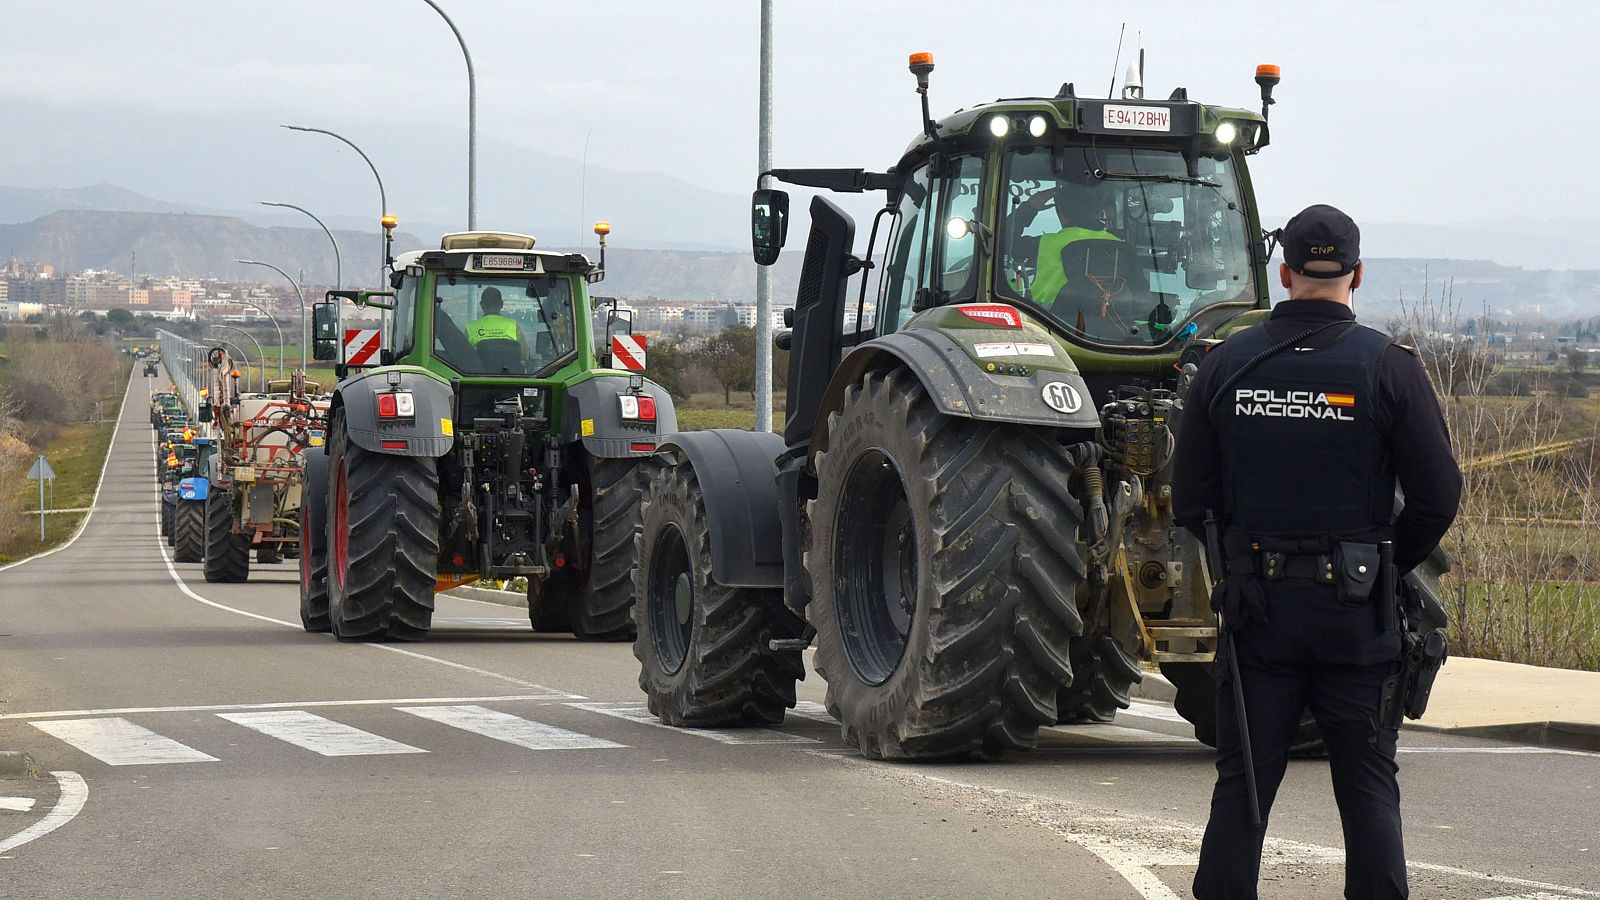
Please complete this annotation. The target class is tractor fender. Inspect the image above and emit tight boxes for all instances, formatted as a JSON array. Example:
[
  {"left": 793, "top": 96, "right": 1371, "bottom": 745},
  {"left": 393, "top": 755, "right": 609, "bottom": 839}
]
[
  {"left": 177, "top": 477, "right": 208, "bottom": 502},
  {"left": 656, "top": 429, "right": 787, "bottom": 589},
  {"left": 330, "top": 368, "right": 455, "bottom": 458},
  {"left": 810, "top": 328, "right": 1101, "bottom": 456},
  {"left": 561, "top": 375, "right": 680, "bottom": 459}
]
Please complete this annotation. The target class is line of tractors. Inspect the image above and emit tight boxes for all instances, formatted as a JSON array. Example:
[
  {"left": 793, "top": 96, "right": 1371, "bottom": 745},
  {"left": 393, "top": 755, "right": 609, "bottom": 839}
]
[{"left": 143, "top": 56, "right": 1447, "bottom": 762}]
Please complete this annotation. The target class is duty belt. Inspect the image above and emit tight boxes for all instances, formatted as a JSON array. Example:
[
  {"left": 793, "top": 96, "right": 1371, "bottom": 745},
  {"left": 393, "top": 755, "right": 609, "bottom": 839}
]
[{"left": 1259, "top": 551, "right": 1338, "bottom": 584}]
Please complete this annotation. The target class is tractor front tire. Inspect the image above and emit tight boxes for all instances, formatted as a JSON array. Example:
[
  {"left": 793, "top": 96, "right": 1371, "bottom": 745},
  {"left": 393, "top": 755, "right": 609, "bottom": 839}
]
[
  {"left": 633, "top": 458, "right": 804, "bottom": 726},
  {"left": 298, "top": 451, "right": 331, "bottom": 633},
  {"left": 570, "top": 457, "right": 643, "bottom": 642},
  {"left": 326, "top": 419, "right": 439, "bottom": 642},
  {"left": 202, "top": 489, "right": 251, "bottom": 583},
  {"left": 1057, "top": 634, "right": 1144, "bottom": 724},
  {"left": 807, "top": 367, "right": 1086, "bottom": 760},
  {"left": 172, "top": 500, "right": 206, "bottom": 563}
]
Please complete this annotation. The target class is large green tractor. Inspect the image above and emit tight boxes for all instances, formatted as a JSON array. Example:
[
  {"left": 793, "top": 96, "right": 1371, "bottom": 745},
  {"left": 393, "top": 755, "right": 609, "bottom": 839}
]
[
  {"left": 633, "top": 54, "right": 1296, "bottom": 759},
  {"left": 301, "top": 225, "right": 676, "bottom": 642}
]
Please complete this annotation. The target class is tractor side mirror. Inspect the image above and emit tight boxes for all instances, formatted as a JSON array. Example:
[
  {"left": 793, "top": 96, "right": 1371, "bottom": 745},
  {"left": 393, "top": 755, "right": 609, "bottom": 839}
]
[
  {"left": 197, "top": 405, "right": 212, "bottom": 424},
  {"left": 752, "top": 188, "right": 790, "bottom": 266},
  {"left": 311, "top": 302, "right": 340, "bottom": 361}
]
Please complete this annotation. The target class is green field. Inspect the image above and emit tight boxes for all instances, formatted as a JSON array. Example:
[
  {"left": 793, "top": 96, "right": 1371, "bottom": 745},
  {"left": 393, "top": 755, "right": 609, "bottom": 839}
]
[{"left": 0, "top": 415, "right": 122, "bottom": 564}]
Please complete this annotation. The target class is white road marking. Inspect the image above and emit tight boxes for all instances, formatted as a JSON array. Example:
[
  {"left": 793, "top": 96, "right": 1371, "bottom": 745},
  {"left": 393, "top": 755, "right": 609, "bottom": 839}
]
[
  {"left": 0, "top": 693, "right": 570, "bottom": 722},
  {"left": 0, "top": 798, "right": 38, "bottom": 813},
  {"left": 0, "top": 772, "right": 88, "bottom": 854},
  {"left": 398, "top": 705, "right": 624, "bottom": 751},
  {"left": 1123, "top": 700, "right": 1192, "bottom": 724},
  {"left": 0, "top": 371, "right": 130, "bottom": 574},
  {"left": 809, "top": 754, "right": 1600, "bottom": 900},
  {"left": 1397, "top": 746, "right": 1600, "bottom": 759},
  {"left": 568, "top": 702, "right": 819, "bottom": 745},
  {"left": 30, "top": 718, "right": 218, "bottom": 766},
  {"left": 1044, "top": 723, "right": 1200, "bottom": 745},
  {"left": 787, "top": 700, "right": 836, "bottom": 723},
  {"left": 431, "top": 617, "right": 531, "bottom": 628},
  {"left": 217, "top": 711, "right": 427, "bottom": 757}
]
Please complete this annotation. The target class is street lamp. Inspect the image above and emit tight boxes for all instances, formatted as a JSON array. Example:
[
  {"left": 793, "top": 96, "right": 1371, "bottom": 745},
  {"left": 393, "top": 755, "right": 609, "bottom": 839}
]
[
  {"left": 233, "top": 298, "right": 285, "bottom": 381},
  {"left": 236, "top": 259, "right": 308, "bottom": 372},
  {"left": 260, "top": 201, "right": 341, "bottom": 290},
  {"left": 420, "top": 0, "right": 477, "bottom": 228},
  {"left": 280, "top": 125, "right": 387, "bottom": 288}
]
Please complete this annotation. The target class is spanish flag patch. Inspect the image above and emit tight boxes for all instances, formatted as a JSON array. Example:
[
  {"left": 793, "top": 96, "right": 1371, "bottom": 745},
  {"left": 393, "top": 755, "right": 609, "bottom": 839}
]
[{"left": 1325, "top": 393, "right": 1356, "bottom": 408}]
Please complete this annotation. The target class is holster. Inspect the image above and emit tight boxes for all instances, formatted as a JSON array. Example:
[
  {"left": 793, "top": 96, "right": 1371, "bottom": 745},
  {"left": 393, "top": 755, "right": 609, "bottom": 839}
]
[{"left": 1334, "top": 541, "right": 1381, "bottom": 606}]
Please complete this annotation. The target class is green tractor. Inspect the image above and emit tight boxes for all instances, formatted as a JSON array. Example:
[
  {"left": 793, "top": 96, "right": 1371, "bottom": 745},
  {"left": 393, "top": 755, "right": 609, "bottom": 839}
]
[
  {"left": 301, "top": 224, "right": 675, "bottom": 642},
  {"left": 632, "top": 54, "right": 1295, "bottom": 759}
]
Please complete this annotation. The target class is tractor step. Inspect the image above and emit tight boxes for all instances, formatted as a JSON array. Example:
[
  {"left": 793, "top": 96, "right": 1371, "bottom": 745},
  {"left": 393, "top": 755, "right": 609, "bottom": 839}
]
[{"left": 769, "top": 638, "right": 811, "bottom": 652}]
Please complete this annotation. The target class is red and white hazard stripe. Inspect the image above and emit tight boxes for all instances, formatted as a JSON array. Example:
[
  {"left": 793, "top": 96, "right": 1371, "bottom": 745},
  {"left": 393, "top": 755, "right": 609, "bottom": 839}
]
[
  {"left": 611, "top": 334, "right": 647, "bottom": 371},
  {"left": 343, "top": 329, "right": 380, "bottom": 365}
]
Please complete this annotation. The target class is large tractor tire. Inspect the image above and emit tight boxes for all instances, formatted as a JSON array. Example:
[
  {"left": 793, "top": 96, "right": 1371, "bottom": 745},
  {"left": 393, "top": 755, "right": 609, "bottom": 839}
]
[
  {"left": 160, "top": 499, "right": 174, "bottom": 541},
  {"left": 527, "top": 570, "right": 574, "bottom": 633},
  {"left": 172, "top": 500, "right": 206, "bottom": 563},
  {"left": 634, "top": 458, "right": 805, "bottom": 726},
  {"left": 1162, "top": 660, "right": 1327, "bottom": 757},
  {"left": 1057, "top": 634, "right": 1144, "bottom": 723},
  {"left": 325, "top": 418, "right": 439, "bottom": 641},
  {"left": 807, "top": 368, "right": 1086, "bottom": 760},
  {"left": 569, "top": 457, "right": 643, "bottom": 642},
  {"left": 298, "top": 451, "right": 331, "bottom": 633},
  {"left": 202, "top": 489, "right": 251, "bottom": 583}
]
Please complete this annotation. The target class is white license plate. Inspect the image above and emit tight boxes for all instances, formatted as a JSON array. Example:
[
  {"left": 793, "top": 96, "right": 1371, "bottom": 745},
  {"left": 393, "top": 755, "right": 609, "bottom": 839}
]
[
  {"left": 1103, "top": 105, "right": 1171, "bottom": 132},
  {"left": 479, "top": 254, "right": 525, "bottom": 269}
]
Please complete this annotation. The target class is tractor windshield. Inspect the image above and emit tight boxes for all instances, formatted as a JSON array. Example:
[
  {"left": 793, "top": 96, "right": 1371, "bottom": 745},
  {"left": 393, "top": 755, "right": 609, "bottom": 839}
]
[
  {"left": 996, "top": 145, "right": 1254, "bottom": 347},
  {"left": 431, "top": 273, "right": 578, "bottom": 376}
]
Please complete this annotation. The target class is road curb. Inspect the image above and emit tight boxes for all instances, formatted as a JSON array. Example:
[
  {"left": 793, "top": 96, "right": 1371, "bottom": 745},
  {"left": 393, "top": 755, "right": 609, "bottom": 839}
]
[
  {"left": 1130, "top": 670, "right": 1177, "bottom": 704},
  {"left": 0, "top": 752, "right": 35, "bottom": 778},
  {"left": 1405, "top": 720, "right": 1600, "bottom": 753},
  {"left": 446, "top": 584, "right": 528, "bottom": 609}
]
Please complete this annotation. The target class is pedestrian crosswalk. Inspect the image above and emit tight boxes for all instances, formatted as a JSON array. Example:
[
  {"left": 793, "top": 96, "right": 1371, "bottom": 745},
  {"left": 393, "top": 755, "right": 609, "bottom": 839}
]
[{"left": 18, "top": 698, "right": 1202, "bottom": 768}]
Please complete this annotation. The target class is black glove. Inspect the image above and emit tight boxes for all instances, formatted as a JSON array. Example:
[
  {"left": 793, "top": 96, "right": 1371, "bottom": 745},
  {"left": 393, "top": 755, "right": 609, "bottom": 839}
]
[{"left": 1211, "top": 575, "right": 1268, "bottom": 631}]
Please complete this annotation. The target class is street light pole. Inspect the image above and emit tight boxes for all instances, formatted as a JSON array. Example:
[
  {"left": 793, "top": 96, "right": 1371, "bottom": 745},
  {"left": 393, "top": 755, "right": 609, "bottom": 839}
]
[
  {"left": 420, "top": 0, "right": 476, "bottom": 229},
  {"left": 280, "top": 125, "right": 387, "bottom": 288},
  {"left": 260, "top": 201, "right": 341, "bottom": 290},
  {"left": 236, "top": 259, "right": 308, "bottom": 372},
  {"left": 234, "top": 298, "right": 285, "bottom": 381},
  {"left": 754, "top": 0, "right": 775, "bottom": 434}
]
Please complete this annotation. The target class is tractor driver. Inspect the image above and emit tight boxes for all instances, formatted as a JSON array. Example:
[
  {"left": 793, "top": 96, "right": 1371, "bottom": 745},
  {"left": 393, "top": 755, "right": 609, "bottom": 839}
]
[
  {"left": 466, "top": 287, "right": 526, "bottom": 371},
  {"left": 1019, "top": 181, "right": 1126, "bottom": 327}
]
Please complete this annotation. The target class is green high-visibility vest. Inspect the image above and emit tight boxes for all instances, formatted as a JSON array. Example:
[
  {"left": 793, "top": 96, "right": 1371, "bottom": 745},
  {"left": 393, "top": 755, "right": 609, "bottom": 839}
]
[
  {"left": 467, "top": 314, "right": 520, "bottom": 346},
  {"left": 1031, "top": 227, "right": 1122, "bottom": 308}
]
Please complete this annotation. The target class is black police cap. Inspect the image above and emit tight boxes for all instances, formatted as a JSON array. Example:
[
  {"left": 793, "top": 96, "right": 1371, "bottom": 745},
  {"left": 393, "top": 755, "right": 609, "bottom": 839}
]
[{"left": 1281, "top": 204, "right": 1361, "bottom": 278}]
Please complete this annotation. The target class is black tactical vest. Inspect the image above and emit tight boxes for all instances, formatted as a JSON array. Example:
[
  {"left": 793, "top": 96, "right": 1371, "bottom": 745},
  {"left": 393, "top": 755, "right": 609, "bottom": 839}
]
[{"left": 1214, "top": 322, "right": 1395, "bottom": 543}]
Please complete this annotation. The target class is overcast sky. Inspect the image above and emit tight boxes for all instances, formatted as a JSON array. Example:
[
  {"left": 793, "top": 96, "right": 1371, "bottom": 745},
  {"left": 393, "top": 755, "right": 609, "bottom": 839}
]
[{"left": 3, "top": 0, "right": 1596, "bottom": 231}]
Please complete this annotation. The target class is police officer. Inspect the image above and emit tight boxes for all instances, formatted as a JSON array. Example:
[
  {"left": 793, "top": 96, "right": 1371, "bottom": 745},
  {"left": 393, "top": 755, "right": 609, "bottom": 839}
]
[{"left": 1173, "top": 204, "right": 1462, "bottom": 900}]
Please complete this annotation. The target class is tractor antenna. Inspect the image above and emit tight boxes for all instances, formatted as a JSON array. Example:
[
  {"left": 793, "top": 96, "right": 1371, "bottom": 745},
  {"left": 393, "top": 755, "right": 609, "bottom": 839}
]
[
  {"left": 909, "top": 52, "right": 938, "bottom": 142},
  {"left": 1107, "top": 23, "right": 1126, "bottom": 98}
]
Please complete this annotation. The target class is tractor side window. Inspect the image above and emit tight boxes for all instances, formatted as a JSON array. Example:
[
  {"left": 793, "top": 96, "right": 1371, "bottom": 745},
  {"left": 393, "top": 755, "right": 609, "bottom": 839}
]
[
  {"left": 391, "top": 278, "right": 417, "bottom": 360},
  {"left": 936, "top": 154, "right": 984, "bottom": 300},
  {"left": 878, "top": 164, "right": 933, "bottom": 335}
]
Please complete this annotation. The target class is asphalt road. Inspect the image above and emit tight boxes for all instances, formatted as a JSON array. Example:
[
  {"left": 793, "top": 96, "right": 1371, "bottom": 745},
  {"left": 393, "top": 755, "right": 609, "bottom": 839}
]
[{"left": 2, "top": 373, "right": 1596, "bottom": 899}]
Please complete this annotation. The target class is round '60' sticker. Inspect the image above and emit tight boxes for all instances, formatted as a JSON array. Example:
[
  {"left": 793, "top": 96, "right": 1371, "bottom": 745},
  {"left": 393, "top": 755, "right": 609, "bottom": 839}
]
[{"left": 1041, "top": 381, "right": 1082, "bottom": 414}]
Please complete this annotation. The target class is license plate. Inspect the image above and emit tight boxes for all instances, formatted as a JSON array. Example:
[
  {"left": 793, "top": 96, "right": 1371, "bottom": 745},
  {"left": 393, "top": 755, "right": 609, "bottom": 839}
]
[
  {"left": 479, "top": 254, "right": 525, "bottom": 270},
  {"left": 1103, "top": 105, "right": 1171, "bottom": 132},
  {"left": 234, "top": 466, "right": 256, "bottom": 483}
]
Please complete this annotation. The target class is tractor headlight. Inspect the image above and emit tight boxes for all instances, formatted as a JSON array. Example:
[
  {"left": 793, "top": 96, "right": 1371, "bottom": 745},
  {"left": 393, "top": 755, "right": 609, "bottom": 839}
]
[
  {"left": 946, "top": 217, "right": 971, "bottom": 240},
  {"left": 988, "top": 115, "right": 1010, "bottom": 138},
  {"left": 1028, "top": 115, "right": 1049, "bottom": 138},
  {"left": 1215, "top": 121, "right": 1238, "bottom": 145}
]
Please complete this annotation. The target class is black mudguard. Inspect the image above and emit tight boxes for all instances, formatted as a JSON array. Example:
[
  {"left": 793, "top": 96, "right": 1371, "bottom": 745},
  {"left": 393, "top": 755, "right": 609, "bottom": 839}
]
[
  {"left": 809, "top": 328, "right": 1101, "bottom": 455},
  {"left": 655, "top": 429, "right": 786, "bottom": 589},
  {"left": 332, "top": 368, "right": 455, "bottom": 457},
  {"left": 562, "top": 375, "right": 680, "bottom": 458},
  {"left": 302, "top": 447, "right": 329, "bottom": 559}
]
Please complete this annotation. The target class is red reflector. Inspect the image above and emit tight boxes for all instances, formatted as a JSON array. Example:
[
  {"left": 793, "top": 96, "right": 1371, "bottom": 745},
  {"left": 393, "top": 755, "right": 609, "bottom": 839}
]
[
  {"left": 382, "top": 440, "right": 407, "bottom": 450},
  {"left": 376, "top": 394, "right": 398, "bottom": 417},
  {"left": 452, "top": 553, "right": 465, "bottom": 566},
  {"left": 637, "top": 395, "right": 657, "bottom": 421},
  {"left": 957, "top": 303, "right": 1023, "bottom": 329},
  {"left": 554, "top": 554, "right": 566, "bottom": 568},
  {"left": 630, "top": 441, "right": 656, "bottom": 452}
]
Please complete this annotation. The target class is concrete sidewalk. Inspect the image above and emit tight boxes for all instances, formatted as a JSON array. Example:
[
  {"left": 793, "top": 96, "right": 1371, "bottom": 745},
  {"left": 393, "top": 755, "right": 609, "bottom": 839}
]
[
  {"left": 451, "top": 582, "right": 1600, "bottom": 752},
  {"left": 1135, "top": 656, "right": 1600, "bottom": 752}
]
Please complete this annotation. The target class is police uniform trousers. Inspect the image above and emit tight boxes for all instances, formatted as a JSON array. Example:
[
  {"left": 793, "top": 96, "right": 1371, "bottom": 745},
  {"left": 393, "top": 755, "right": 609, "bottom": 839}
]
[{"left": 1193, "top": 578, "right": 1407, "bottom": 900}]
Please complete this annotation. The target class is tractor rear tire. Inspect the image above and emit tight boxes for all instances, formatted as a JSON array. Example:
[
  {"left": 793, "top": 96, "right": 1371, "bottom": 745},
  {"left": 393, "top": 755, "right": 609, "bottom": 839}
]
[
  {"left": 1161, "top": 660, "right": 1327, "bottom": 757},
  {"left": 528, "top": 569, "right": 574, "bottom": 633},
  {"left": 634, "top": 457, "right": 805, "bottom": 726},
  {"left": 1056, "top": 634, "right": 1144, "bottom": 724},
  {"left": 257, "top": 546, "right": 281, "bottom": 565},
  {"left": 203, "top": 489, "right": 251, "bottom": 583},
  {"left": 298, "top": 451, "right": 331, "bottom": 633},
  {"left": 569, "top": 457, "right": 642, "bottom": 642},
  {"left": 807, "top": 368, "right": 1086, "bottom": 760},
  {"left": 172, "top": 500, "right": 206, "bottom": 563},
  {"left": 160, "top": 500, "right": 173, "bottom": 540},
  {"left": 326, "top": 419, "right": 439, "bottom": 642}
]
